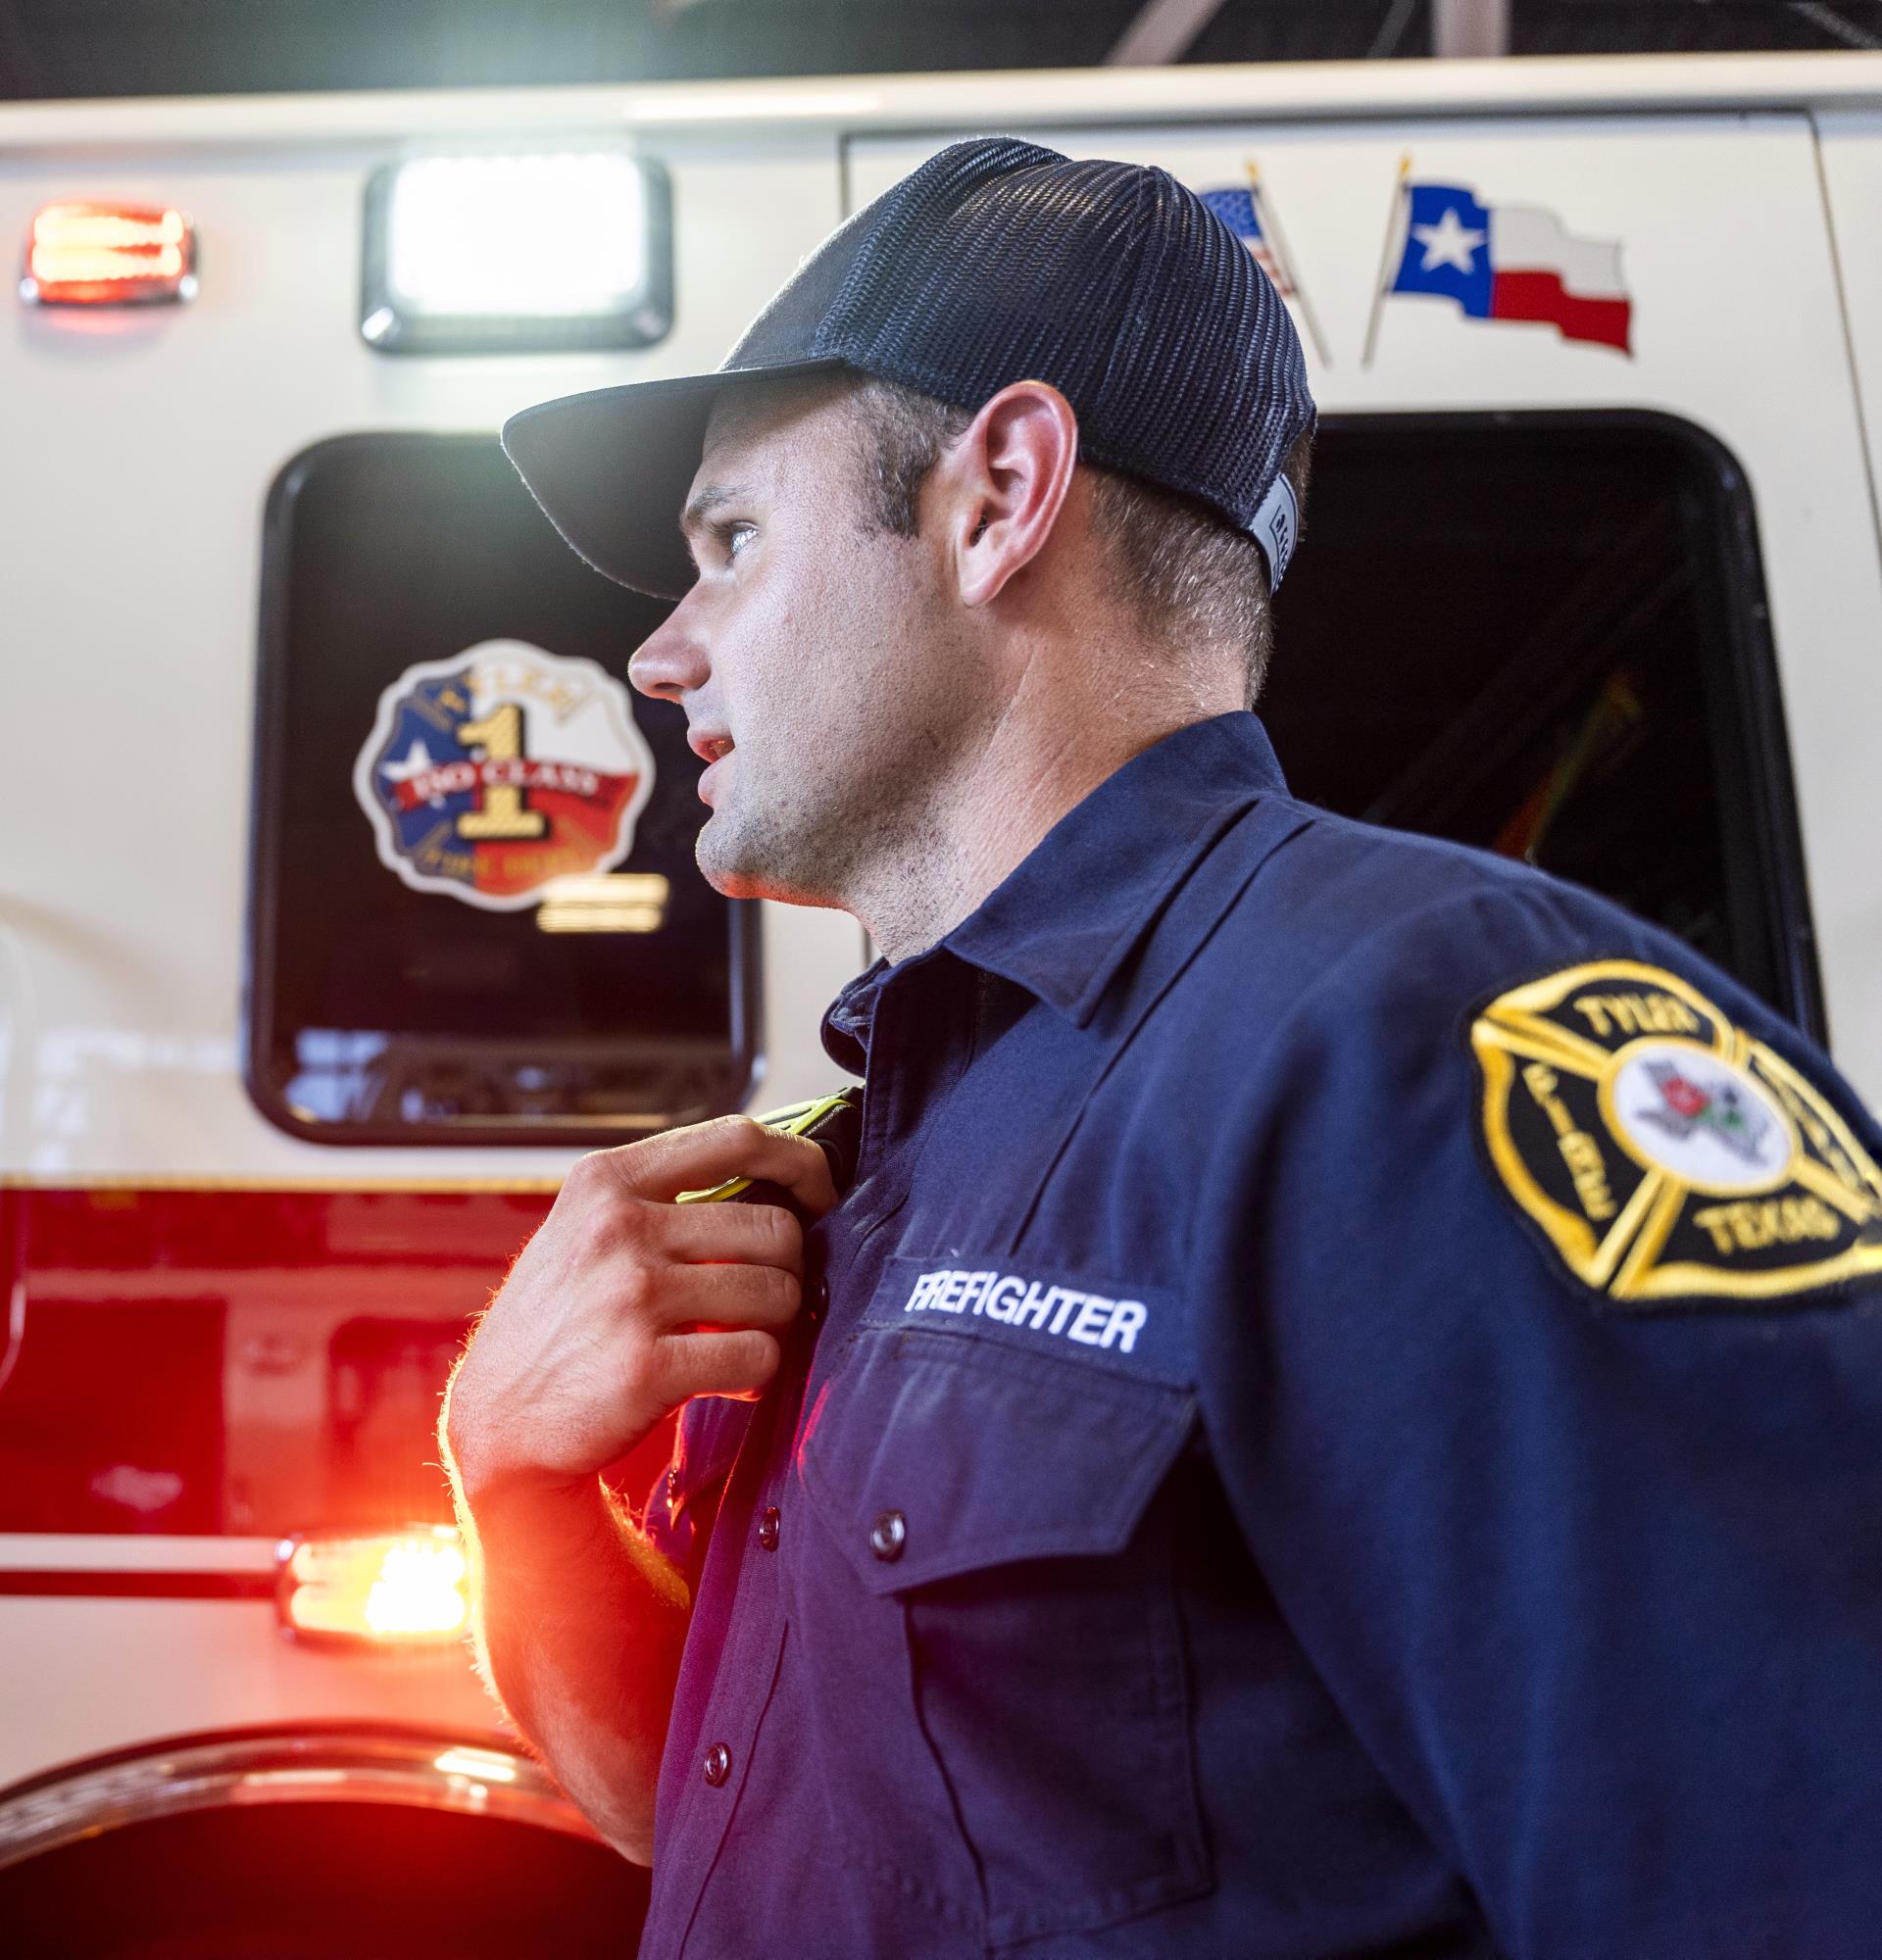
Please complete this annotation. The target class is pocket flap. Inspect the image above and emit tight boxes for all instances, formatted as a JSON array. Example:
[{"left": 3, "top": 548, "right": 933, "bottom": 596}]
[{"left": 798, "top": 1325, "right": 1195, "bottom": 1594}]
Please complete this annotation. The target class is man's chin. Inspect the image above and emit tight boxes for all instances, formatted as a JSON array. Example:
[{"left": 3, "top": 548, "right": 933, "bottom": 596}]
[
  {"left": 698, "top": 861, "right": 768, "bottom": 902},
  {"left": 695, "top": 812, "right": 782, "bottom": 903},
  {"left": 693, "top": 821, "right": 753, "bottom": 899},
  {"left": 694, "top": 811, "right": 841, "bottom": 908}
]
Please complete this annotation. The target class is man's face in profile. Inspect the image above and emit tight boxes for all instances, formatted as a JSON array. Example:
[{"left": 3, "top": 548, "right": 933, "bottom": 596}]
[{"left": 627, "top": 379, "right": 997, "bottom": 914}]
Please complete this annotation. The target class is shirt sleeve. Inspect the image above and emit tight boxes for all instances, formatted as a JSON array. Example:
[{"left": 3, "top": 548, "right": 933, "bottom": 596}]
[{"left": 1195, "top": 875, "right": 1882, "bottom": 1959}]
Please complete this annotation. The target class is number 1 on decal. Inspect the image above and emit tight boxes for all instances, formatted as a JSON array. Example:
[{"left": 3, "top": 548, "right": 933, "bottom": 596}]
[{"left": 456, "top": 704, "right": 548, "bottom": 840}]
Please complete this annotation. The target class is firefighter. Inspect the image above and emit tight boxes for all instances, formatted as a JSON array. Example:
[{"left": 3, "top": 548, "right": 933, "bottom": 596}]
[{"left": 443, "top": 138, "right": 1882, "bottom": 1956}]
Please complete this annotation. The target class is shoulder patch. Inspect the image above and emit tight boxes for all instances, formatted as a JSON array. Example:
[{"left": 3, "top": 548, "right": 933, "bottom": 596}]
[{"left": 1469, "top": 959, "right": 1882, "bottom": 1306}]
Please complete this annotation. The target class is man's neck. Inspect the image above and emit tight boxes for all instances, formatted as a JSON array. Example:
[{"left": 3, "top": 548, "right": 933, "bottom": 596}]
[{"left": 852, "top": 688, "right": 1238, "bottom": 964}]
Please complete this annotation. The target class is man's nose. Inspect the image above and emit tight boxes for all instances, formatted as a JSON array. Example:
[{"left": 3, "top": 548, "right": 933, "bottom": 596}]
[{"left": 627, "top": 598, "right": 710, "bottom": 703}]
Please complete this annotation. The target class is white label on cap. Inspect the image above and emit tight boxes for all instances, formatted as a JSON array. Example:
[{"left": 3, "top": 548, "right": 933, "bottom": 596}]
[{"left": 1251, "top": 472, "right": 1299, "bottom": 590}]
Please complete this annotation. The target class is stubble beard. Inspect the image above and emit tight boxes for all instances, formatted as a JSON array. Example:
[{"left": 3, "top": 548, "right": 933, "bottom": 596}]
[
  {"left": 694, "top": 688, "right": 986, "bottom": 919},
  {"left": 694, "top": 765, "right": 870, "bottom": 906}
]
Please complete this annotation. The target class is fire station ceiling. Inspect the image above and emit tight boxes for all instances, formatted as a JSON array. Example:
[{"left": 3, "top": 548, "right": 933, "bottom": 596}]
[{"left": 0, "top": 0, "right": 1873, "bottom": 100}]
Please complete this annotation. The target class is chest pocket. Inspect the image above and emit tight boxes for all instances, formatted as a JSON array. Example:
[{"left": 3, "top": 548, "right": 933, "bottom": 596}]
[{"left": 798, "top": 1322, "right": 1211, "bottom": 1949}]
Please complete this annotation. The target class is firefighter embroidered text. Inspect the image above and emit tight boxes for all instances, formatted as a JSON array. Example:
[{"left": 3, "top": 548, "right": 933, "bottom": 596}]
[{"left": 902, "top": 1269, "right": 1149, "bottom": 1351}]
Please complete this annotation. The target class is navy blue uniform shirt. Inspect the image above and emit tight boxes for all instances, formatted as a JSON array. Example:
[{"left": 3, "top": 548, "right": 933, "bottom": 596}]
[{"left": 635, "top": 712, "right": 1882, "bottom": 1959}]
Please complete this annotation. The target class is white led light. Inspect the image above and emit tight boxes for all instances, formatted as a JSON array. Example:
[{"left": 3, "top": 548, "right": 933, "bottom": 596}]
[
  {"left": 361, "top": 149, "right": 671, "bottom": 353},
  {"left": 386, "top": 153, "right": 648, "bottom": 318}
]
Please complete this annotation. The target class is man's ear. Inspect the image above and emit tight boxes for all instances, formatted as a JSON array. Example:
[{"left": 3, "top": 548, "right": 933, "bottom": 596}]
[{"left": 937, "top": 381, "right": 1080, "bottom": 609}]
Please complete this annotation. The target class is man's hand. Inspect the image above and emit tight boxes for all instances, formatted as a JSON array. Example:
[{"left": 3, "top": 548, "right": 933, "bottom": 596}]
[{"left": 444, "top": 1114, "right": 840, "bottom": 1499}]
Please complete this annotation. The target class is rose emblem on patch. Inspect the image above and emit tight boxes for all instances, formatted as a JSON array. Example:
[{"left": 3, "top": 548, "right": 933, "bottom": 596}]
[
  {"left": 1608, "top": 1046, "right": 1794, "bottom": 1191},
  {"left": 354, "top": 642, "right": 655, "bottom": 910}
]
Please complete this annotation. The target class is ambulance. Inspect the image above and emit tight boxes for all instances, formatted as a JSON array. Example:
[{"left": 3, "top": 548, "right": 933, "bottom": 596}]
[{"left": 4, "top": 49, "right": 1882, "bottom": 1951}]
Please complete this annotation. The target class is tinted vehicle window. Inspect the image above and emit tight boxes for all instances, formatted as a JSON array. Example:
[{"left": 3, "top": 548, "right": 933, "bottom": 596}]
[
  {"left": 249, "top": 433, "right": 755, "bottom": 1146},
  {"left": 1267, "top": 412, "right": 1819, "bottom": 1034}
]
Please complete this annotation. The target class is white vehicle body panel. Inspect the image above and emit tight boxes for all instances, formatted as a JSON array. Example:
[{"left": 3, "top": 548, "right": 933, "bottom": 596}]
[{"left": 0, "top": 1591, "right": 488, "bottom": 1787}]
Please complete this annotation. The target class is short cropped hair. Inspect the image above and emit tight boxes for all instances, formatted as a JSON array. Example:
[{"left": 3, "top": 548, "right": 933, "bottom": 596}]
[{"left": 845, "top": 374, "right": 1312, "bottom": 706}]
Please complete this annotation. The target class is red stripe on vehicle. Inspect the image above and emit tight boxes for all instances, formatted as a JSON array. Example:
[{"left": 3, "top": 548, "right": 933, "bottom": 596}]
[
  {"left": 0, "top": 1570, "right": 277, "bottom": 1599},
  {"left": 0, "top": 1186, "right": 674, "bottom": 1539}
]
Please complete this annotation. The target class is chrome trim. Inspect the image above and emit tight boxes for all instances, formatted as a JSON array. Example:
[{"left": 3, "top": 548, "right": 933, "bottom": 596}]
[
  {"left": 0, "top": 1729, "right": 598, "bottom": 1872},
  {"left": 0, "top": 1535, "right": 278, "bottom": 1574}
]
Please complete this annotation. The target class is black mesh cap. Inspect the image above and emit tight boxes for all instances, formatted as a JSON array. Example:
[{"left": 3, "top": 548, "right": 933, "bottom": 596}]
[{"left": 501, "top": 137, "right": 1316, "bottom": 601}]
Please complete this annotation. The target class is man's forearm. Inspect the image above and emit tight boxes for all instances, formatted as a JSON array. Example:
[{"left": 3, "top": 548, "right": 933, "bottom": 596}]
[{"left": 452, "top": 1462, "right": 691, "bottom": 1865}]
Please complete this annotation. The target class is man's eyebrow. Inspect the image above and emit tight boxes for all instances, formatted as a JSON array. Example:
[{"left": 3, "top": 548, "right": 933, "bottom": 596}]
[{"left": 679, "top": 483, "right": 749, "bottom": 540}]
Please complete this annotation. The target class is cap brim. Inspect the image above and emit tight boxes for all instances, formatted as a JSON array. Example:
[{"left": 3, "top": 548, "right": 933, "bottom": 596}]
[{"left": 500, "top": 358, "right": 850, "bottom": 602}]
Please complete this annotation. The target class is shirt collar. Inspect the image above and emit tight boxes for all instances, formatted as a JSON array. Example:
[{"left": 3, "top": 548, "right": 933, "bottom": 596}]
[
  {"left": 818, "top": 714, "right": 1289, "bottom": 1069},
  {"left": 823, "top": 713, "right": 1294, "bottom": 1066},
  {"left": 942, "top": 711, "right": 1288, "bottom": 1025},
  {"left": 820, "top": 954, "right": 892, "bottom": 1074}
]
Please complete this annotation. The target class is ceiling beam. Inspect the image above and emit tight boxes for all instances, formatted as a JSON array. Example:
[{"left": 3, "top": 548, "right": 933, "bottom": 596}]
[
  {"left": 1106, "top": 0, "right": 1232, "bottom": 67},
  {"left": 1432, "top": 0, "right": 1511, "bottom": 59},
  {"left": 1793, "top": 3, "right": 1882, "bottom": 52}
]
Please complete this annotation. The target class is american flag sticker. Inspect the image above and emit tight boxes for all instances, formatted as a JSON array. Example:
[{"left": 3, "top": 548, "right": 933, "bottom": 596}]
[{"left": 1198, "top": 166, "right": 1331, "bottom": 368}]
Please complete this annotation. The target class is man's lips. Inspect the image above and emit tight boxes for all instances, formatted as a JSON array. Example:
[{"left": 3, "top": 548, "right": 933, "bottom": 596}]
[{"left": 691, "top": 730, "right": 734, "bottom": 806}]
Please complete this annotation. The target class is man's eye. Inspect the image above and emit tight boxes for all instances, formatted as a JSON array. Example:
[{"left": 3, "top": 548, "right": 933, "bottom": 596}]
[{"left": 724, "top": 522, "right": 757, "bottom": 560}]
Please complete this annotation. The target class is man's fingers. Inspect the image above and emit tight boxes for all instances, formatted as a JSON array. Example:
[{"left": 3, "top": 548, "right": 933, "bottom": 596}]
[
  {"left": 647, "top": 1260, "right": 802, "bottom": 1332},
  {"left": 597, "top": 1114, "right": 842, "bottom": 1215},
  {"left": 656, "top": 1195, "right": 805, "bottom": 1271},
  {"left": 650, "top": 1328, "right": 784, "bottom": 1405}
]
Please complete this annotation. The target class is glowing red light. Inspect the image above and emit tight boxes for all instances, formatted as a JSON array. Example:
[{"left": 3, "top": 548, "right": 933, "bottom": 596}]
[{"left": 24, "top": 202, "right": 196, "bottom": 307}]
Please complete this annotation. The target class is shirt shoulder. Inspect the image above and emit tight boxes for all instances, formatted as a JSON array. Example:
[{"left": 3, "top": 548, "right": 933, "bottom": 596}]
[
  {"left": 1175, "top": 799, "right": 1882, "bottom": 1311},
  {"left": 1205, "top": 793, "right": 1661, "bottom": 994},
  {"left": 1189, "top": 794, "right": 1796, "bottom": 1072}
]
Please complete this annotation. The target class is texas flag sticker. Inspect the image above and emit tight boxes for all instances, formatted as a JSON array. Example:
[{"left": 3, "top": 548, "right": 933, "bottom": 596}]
[{"left": 1366, "top": 175, "right": 1633, "bottom": 362}]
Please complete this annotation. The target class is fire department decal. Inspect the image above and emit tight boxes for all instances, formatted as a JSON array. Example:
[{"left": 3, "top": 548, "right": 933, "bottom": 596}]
[
  {"left": 353, "top": 642, "right": 654, "bottom": 910},
  {"left": 1470, "top": 959, "right": 1882, "bottom": 1306}
]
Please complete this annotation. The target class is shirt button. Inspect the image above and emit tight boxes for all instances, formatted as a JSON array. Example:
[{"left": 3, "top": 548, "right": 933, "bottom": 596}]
[
  {"left": 757, "top": 1505, "right": 781, "bottom": 1552},
  {"left": 703, "top": 1742, "right": 732, "bottom": 1788},
  {"left": 868, "top": 1509, "right": 907, "bottom": 1563},
  {"left": 808, "top": 1277, "right": 829, "bottom": 1324}
]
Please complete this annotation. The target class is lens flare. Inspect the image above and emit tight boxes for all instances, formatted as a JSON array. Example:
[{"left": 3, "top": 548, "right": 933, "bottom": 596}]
[{"left": 278, "top": 1528, "right": 469, "bottom": 1645}]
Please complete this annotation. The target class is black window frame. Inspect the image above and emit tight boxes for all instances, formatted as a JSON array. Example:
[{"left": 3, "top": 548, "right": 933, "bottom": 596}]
[
  {"left": 1297, "top": 407, "right": 1824, "bottom": 1041},
  {"left": 244, "top": 430, "right": 763, "bottom": 1151}
]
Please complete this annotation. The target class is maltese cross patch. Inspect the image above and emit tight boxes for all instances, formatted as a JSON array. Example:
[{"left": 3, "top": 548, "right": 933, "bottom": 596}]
[{"left": 1469, "top": 959, "right": 1882, "bottom": 1306}]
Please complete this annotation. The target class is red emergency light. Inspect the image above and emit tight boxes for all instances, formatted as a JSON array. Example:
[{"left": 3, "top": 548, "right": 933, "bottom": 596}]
[
  {"left": 22, "top": 201, "right": 196, "bottom": 307},
  {"left": 275, "top": 1527, "right": 470, "bottom": 1648}
]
